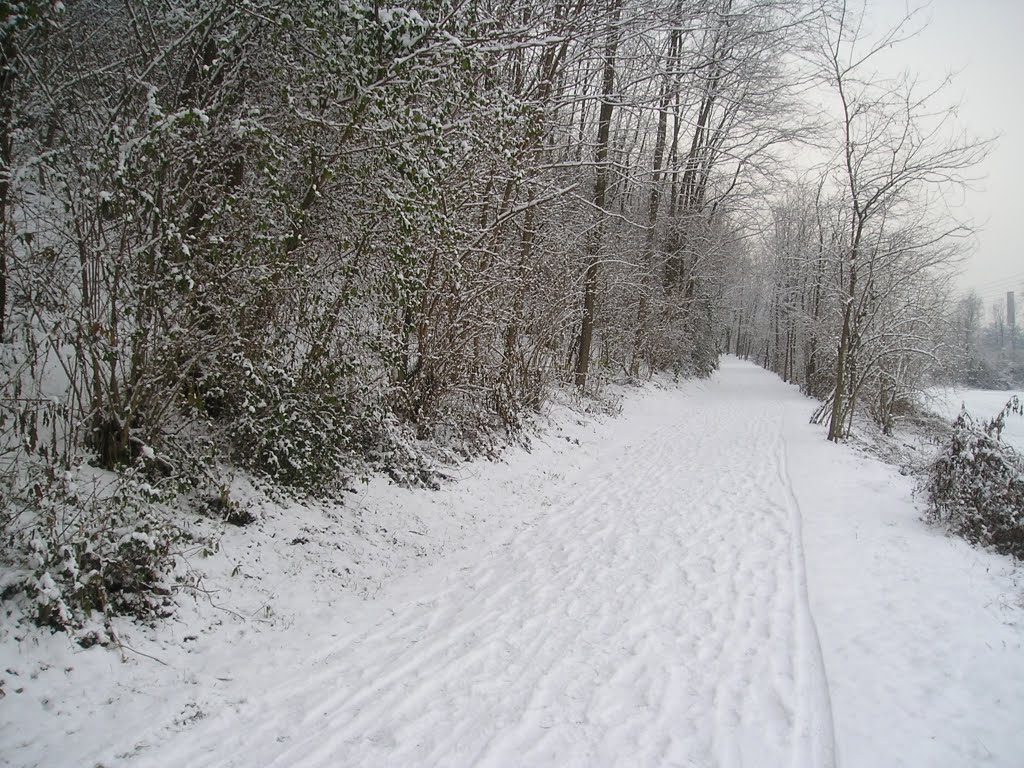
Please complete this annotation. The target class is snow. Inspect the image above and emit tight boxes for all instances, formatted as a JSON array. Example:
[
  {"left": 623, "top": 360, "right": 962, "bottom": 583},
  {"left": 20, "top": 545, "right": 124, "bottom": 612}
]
[
  {"left": 2, "top": 358, "right": 1023, "bottom": 767},
  {"left": 791, "top": 402, "right": 1024, "bottom": 766},
  {"left": 927, "top": 386, "right": 1024, "bottom": 452}
]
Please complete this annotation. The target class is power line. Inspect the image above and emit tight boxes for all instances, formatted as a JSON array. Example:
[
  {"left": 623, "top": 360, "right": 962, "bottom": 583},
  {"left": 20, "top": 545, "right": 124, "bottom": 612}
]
[
  {"left": 965, "top": 270, "right": 1024, "bottom": 293},
  {"left": 965, "top": 282, "right": 1024, "bottom": 299},
  {"left": 971, "top": 288, "right": 1024, "bottom": 302},
  {"left": 975, "top": 282, "right": 1024, "bottom": 293}
]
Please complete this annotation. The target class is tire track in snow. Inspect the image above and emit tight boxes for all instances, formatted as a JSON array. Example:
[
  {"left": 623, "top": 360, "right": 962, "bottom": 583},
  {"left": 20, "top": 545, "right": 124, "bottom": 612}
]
[
  {"left": 776, "top": 413, "right": 837, "bottom": 768},
  {"left": 127, "top": 359, "right": 833, "bottom": 768}
]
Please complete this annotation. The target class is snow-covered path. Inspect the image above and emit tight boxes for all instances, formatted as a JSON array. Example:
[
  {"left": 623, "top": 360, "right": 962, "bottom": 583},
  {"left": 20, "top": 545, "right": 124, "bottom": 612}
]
[
  {"left": 130, "top": 359, "right": 834, "bottom": 768},
  {"left": 6, "top": 358, "right": 1024, "bottom": 768}
]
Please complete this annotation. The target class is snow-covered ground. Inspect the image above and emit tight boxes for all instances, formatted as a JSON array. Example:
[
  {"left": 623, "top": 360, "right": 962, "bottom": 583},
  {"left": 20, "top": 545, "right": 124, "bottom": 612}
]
[
  {"left": 927, "top": 386, "right": 1024, "bottom": 451},
  {"left": 2, "top": 358, "right": 1022, "bottom": 767}
]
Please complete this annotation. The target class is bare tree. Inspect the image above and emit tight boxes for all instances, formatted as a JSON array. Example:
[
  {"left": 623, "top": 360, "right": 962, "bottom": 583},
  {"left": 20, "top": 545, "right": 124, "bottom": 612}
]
[{"left": 813, "top": 0, "right": 989, "bottom": 440}]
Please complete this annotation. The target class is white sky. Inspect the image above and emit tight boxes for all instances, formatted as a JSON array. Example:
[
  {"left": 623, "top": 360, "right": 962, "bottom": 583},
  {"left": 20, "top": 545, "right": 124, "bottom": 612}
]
[{"left": 868, "top": 0, "right": 1024, "bottom": 304}]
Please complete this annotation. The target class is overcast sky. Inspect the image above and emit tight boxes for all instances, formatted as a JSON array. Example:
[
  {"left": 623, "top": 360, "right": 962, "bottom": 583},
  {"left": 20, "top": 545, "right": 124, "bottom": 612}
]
[{"left": 868, "top": 0, "right": 1024, "bottom": 306}]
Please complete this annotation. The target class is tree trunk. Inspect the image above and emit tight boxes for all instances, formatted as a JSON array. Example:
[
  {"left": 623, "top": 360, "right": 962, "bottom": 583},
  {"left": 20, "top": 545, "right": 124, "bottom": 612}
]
[
  {"left": 574, "top": 0, "right": 621, "bottom": 390},
  {"left": 0, "top": 28, "right": 17, "bottom": 341},
  {"left": 828, "top": 295, "right": 853, "bottom": 441}
]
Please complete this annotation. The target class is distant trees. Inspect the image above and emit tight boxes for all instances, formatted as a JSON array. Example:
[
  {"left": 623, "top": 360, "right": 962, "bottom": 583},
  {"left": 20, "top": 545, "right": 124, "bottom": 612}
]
[
  {"left": 952, "top": 292, "right": 985, "bottom": 377},
  {"left": 937, "top": 290, "right": 1024, "bottom": 388}
]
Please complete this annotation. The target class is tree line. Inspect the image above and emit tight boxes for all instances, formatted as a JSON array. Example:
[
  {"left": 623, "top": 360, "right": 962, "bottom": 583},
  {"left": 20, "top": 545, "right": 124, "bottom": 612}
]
[
  {"left": 2, "top": 0, "right": 818, "bottom": 490},
  {"left": 0, "top": 0, "right": 988, "bottom": 626}
]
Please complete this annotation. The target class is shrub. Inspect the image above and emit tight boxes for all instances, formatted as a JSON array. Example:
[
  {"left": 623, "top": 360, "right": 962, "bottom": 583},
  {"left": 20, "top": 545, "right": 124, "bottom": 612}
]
[
  {"left": 924, "top": 397, "right": 1024, "bottom": 558},
  {"left": 194, "top": 352, "right": 352, "bottom": 494},
  {"left": 7, "top": 468, "right": 181, "bottom": 632}
]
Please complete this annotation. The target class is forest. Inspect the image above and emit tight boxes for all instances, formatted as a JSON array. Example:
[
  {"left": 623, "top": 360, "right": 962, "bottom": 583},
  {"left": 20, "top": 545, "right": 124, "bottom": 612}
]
[{"left": 0, "top": 0, "right": 1005, "bottom": 630}]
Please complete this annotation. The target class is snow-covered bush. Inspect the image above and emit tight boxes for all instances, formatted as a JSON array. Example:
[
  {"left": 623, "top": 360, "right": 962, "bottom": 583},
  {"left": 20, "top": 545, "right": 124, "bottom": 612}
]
[
  {"left": 924, "top": 397, "right": 1024, "bottom": 559},
  {"left": 4, "top": 468, "right": 180, "bottom": 632},
  {"left": 196, "top": 353, "right": 350, "bottom": 494}
]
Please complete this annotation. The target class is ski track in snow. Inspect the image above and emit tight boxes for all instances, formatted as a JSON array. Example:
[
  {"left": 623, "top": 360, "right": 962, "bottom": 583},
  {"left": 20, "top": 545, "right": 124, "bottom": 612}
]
[{"left": 122, "top": 359, "right": 835, "bottom": 768}]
